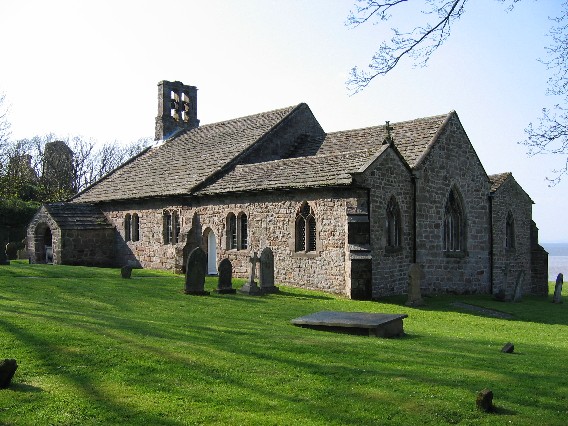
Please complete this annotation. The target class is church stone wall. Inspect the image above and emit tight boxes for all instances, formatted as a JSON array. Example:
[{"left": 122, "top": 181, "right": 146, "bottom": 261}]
[
  {"left": 491, "top": 178, "right": 532, "bottom": 299},
  {"left": 100, "top": 189, "right": 362, "bottom": 295},
  {"left": 414, "top": 115, "right": 491, "bottom": 295},
  {"left": 361, "top": 149, "right": 414, "bottom": 297}
]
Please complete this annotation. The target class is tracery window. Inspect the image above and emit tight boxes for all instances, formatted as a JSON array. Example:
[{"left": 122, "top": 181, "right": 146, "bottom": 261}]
[
  {"left": 386, "top": 196, "right": 401, "bottom": 248},
  {"left": 505, "top": 212, "right": 515, "bottom": 249},
  {"left": 295, "top": 202, "right": 316, "bottom": 252},
  {"left": 443, "top": 188, "right": 466, "bottom": 253}
]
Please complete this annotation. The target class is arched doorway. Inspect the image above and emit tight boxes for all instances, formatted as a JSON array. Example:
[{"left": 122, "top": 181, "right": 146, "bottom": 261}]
[
  {"left": 207, "top": 230, "right": 217, "bottom": 275},
  {"left": 34, "top": 223, "right": 53, "bottom": 264}
]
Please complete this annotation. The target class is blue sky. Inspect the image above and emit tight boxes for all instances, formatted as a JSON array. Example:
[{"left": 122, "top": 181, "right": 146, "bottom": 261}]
[{"left": 0, "top": 0, "right": 566, "bottom": 242}]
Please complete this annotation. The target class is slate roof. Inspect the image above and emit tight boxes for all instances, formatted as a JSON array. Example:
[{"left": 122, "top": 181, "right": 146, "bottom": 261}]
[
  {"left": 489, "top": 172, "right": 512, "bottom": 193},
  {"left": 317, "top": 113, "right": 450, "bottom": 168},
  {"left": 45, "top": 203, "right": 113, "bottom": 230},
  {"left": 72, "top": 104, "right": 454, "bottom": 202},
  {"left": 196, "top": 147, "right": 386, "bottom": 195},
  {"left": 73, "top": 105, "right": 300, "bottom": 202}
]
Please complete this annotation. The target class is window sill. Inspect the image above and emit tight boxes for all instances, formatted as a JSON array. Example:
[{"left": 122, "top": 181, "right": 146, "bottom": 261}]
[
  {"left": 384, "top": 246, "right": 403, "bottom": 255},
  {"left": 293, "top": 251, "right": 319, "bottom": 259},
  {"left": 444, "top": 250, "right": 468, "bottom": 259}
]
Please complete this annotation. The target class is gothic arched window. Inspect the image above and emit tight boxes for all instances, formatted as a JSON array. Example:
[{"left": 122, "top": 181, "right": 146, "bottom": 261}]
[
  {"left": 443, "top": 188, "right": 466, "bottom": 252},
  {"left": 386, "top": 196, "right": 401, "bottom": 248},
  {"left": 505, "top": 211, "right": 515, "bottom": 249},
  {"left": 296, "top": 202, "right": 316, "bottom": 252}
]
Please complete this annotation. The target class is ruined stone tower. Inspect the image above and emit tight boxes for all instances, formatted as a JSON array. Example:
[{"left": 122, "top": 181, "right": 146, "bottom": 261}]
[{"left": 155, "top": 80, "right": 199, "bottom": 140}]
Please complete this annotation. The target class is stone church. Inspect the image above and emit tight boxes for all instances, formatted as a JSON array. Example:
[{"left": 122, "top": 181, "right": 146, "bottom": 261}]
[{"left": 27, "top": 80, "right": 548, "bottom": 300}]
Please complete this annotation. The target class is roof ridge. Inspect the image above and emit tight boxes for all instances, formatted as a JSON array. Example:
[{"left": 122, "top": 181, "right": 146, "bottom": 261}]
[
  {"left": 196, "top": 104, "right": 301, "bottom": 130},
  {"left": 326, "top": 112, "right": 451, "bottom": 136}
]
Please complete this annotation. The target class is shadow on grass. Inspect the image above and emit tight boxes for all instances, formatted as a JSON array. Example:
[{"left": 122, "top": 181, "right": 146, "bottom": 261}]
[{"left": 9, "top": 383, "right": 43, "bottom": 393}]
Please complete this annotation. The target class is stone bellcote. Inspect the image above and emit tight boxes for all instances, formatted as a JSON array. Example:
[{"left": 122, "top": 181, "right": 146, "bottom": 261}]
[{"left": 155, "top": 80, "right": 199, "bottom": 140}]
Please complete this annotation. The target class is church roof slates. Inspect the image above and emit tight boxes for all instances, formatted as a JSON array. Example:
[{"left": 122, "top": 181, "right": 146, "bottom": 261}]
[
  {"left": 44, "top": 203, "right": 112, "bottom": 230},
  {"left": 73, "top": 105, "right": 298, "bottom": 202},
  {"left": 489, "top": 172, "right": 512, "bottom": 193},
  {"left": 196, "top": 149, "right": 375, "bottom": 195},
  {"left": 317, "top": 113, "right": 449, "bottom": 167}
]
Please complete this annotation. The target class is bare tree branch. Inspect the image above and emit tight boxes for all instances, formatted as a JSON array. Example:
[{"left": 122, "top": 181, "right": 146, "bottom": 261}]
[{"left": 346, "top": 0, "right": 467, "bottom": 94}]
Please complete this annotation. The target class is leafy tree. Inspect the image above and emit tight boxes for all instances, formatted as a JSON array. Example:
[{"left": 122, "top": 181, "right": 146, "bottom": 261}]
[{"left": 346, "top": 0, "right": 567, "bottom": 183}]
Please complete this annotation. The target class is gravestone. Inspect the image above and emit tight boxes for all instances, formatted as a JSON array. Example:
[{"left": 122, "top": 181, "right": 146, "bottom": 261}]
[
  {"left": 476, "top": 388, "right": 494, "bottom": 412},
  {"left": 553, "top": 273, "right": 563, "bottom": 304},
  {"left": 121, "top": 265, "right": 133, "bottom": 279},
  {"left": 259, "top": 247, "right": 278, "bottom": 293},
  {"left": 0, "top": 230, "right": 9, "bottom": 265},
  {"left": 406, "top": 263, "right": 424, "bottom": 306},
  {"left": 512, "top": 270, "right": 524, "bottom": 302},
  {"left": 215, "top": 258, "right": 236, "bottom": 294},
  {"left": 501, "top": 342, "right": 514, "bottom": 353},
  {"left": 0, "top": 359, "right": 17, "bottom": 388},
  {"left": 239, "top": 251, "right": 263, "bottom": 295},
  {"left": 185, "top": 247, "right": 210, "bottom": 295}
]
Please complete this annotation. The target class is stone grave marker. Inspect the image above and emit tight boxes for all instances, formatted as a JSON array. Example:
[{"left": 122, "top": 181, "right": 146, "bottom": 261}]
[
  {"left": 512, "top": 270, "right": 524, "bottom": 302},
  {"left": 0, "top": 359, "right": 17, "bottom": 388},
  {"left": 0, "top": 230, "right": 9, "bottom": 265},
  {"left": 260, "top": 247, "right": 278, "bottom": 293},
  {"left": 553, "top": 273, "right": 563, "bottom": 304},
  {"left": 215, "top": 258, "right": 236, "bottom": 294},
  {"left": 185, "top": 247, "right": 210, "bottom": 295},
  {"left": 476, "top": 388, "right": 494, "bottom": 412},
  {"left": 501, "top": 342, "right": 514, "bottom": 353},
  {"left": 406, "top": 263, "right": 424, "bottom": 306},
  {"left": 239, "top": 251, "right": 263, "bottom": 295},
  {"left": 121, "top": 265, "right": 133, "bottom": 279}
]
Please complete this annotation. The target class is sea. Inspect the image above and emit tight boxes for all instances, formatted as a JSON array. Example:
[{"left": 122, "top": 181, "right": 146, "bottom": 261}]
[{"left": 542, "top": 243, "right": 568, "bottom": 282}]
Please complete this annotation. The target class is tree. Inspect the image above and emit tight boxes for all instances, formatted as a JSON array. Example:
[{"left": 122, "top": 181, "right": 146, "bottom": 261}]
[{"left": 346, "top": 0, "right": 567, "bottom": 183}]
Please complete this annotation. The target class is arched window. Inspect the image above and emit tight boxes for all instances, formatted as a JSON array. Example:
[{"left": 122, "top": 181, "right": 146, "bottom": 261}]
[
  {"left": 132, "top": 213, "right": 140, "bottom": 242},
  {"left": 296, "top": 202, "right": 316, "bottom": 252},
  {"left": 386, "top": 196, "right": 401, "bottom": 248},
  {"left": 505, "top": 212, "right": 515, "bottom": 249},
  {"left": 238, "top": 213, "right": 248, "bottom": 249},
  {"left": 163, "top": 211, "right": 172, "bottom": 244},
  {"left": 125, "top": 214, "right": 131, "bottom": 242},
  {"left": 173, "top": 211, "right": 181, "bottom": 244},
  {"left": 443, "top": 188, "right": 466, "bottom": 252},
  {"left": 226, "top": 213, "right": 237, "bottom": 249}
]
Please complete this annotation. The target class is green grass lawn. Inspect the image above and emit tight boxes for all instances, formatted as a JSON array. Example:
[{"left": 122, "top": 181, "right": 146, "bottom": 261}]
[{"left": 1, "top": 261, "right": 567, "bottom": 425}]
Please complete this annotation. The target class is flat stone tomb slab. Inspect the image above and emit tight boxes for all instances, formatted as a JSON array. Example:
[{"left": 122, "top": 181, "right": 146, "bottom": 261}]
[{"left": 291, "top": 311, "right": 408, "bottom": 338}]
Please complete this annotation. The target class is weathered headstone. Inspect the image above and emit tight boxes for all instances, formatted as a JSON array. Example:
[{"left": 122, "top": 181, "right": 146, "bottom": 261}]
[
  {"left": 405, "top": 263, "right": 424, "bottom": 306},
  {"left": 476, "top": 388, "right": 494, "bottom": 412},
  {"left": 553, "top": 273, "right": 563, "bottom": 304},
  {"left": 121, "top": 265, "right": 133, "bottom": 279},
  {"left": 512, "top": 270, "right": 524, "bottom": 302},
  {"left": 0, "top": 230, "right": 9, "bottom": 265},
  {"left": 215, "top": 258, "right": 236, "bottom": 294},
  {"left": 239, "top": 251, "right": 263, "bottom": 295},
  {"left": 259, "top": 247, "right": 278, "bottom": 293},
  {"left": 185, "top": 247, "right": 210, "bottom": 295},
  {"left": 501, "top": 342, "right": 514, "bottom": 353},
  {"left": 0, "top": 359, "right": 18, "bottom": 389}
]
